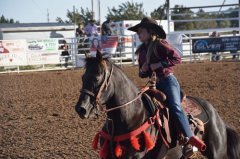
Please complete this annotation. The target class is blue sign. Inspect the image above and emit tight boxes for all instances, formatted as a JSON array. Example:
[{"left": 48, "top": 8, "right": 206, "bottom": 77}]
[{"left": 192, "top": 36, "right": 240, "bottom": 53}]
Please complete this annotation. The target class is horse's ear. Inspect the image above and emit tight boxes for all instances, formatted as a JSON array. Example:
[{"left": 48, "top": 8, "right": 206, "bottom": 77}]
[{"left": 96, "top": 49, "right": 103, "bottom": 61}]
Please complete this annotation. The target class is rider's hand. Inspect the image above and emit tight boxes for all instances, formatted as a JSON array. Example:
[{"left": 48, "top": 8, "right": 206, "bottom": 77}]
[
  {"left": 150, "top": 62, "right": 163, "bottom": 71},
  {"left": 139, "top": 70, "right": 149, "bottom": 78},
  {"left": 141, "top": 62, "right": 149, "bottom": 72}
]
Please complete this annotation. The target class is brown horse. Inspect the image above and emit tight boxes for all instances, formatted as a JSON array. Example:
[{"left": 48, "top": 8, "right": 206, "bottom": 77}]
[{"left": 75, "top": 51, "right": 240, "bottom": 159}]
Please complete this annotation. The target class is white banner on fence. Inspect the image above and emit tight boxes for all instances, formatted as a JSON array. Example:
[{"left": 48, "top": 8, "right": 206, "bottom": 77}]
[
  {"left": 0, "top": 53, "right": 27, "bottom": 66},
  {"left": 0, "top": 40, "right": 27, "bottom": 66},
  {"left": 76, "top": 54, "right": 86, "bottom": 68},
  {"left": 0, "top": 40, "right": 26, "bottom": 53},
  {"left": 27, "top": 52, "right": 60, "bottom": 65},
  {"left": 26, "top": 39, "right": 60, "bottom": 65},
  {"left": 26, "top": 39, "right": 59, "bottom": 53},
  {"left": 167, "top": 33, "right": 183, "bottom": 56}
]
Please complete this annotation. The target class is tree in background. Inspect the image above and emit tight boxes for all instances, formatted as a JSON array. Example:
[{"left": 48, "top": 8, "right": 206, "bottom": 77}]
[
  {"left": 226, "top": 7, "right": 239, "bottom": 27},
  {"left": 151, "top": 4, "right": 236, "bottom": 31},
  {"left": 106, "top": 2, "right": 146, "bottom": 21},
  {"left": 171, "top": 5, "right": 194, "bottom": 31},
  {"left": 150, "top": 3, "right": 167, "bottom": 20},
  {"left": 57, "top": 2, "right": 238, "bottom": 30},
  {"left": 56, "top": 7, "right": 98, "bottom": 26},
  {"left": 194, "top": 9, "right": 218, "bottom": 30},
  {"left": 0, "top": 15, "right": 19, "bottom": 23}
]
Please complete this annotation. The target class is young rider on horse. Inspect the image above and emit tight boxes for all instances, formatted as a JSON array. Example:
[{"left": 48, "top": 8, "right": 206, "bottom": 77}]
[{"left": 128, "top": 17, "right": 205, "bottom": 156}]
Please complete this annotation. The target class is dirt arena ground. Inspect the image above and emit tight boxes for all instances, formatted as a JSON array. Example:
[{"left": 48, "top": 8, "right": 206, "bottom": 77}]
[{"left": 0, "top": 61, "right": 239, "bottom": 159}]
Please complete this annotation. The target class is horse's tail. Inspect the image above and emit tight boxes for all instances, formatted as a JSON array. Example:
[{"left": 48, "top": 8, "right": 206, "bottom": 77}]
[{"left": 226, "top": 125, "right": 240, "bottom": 159}]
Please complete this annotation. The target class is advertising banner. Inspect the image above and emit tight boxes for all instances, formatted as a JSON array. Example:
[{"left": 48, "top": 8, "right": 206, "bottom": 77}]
[
  {"left": 26, "top": 39, "right": 60, "bottom": 64},
  {"left": 27, "top": 39, "right": 58, "bottom": 53},
  {"left": 0, "top": 40, "right": 26, "bottom": 54},
  {"left": 0, "top": 40, "right": 27, "bottom": 66},
  {"left": 192, "top": 36, "right": 240, "bottom": 53},
  {"left": 89, "top": 36, "right": 118, "bottom": 56},
  {"left": 0, "top": 53, "right": 27, "bottom": 66}
]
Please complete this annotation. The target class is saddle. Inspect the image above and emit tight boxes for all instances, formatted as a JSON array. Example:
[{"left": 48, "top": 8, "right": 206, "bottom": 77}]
[
  {"left": 145, "top": 89, "right": 206, "bottom": 120},
  {"left": 142, "top": 89, "right": 206, "bottom": 149}
]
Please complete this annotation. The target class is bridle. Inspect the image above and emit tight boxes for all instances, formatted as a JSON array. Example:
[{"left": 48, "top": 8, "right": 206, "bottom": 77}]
[
  {"left": 80, "top": 60, "right": 151, "bottom": 113},
  {"left": 80, "top": 61, "right": 113, "bottom": 112}
]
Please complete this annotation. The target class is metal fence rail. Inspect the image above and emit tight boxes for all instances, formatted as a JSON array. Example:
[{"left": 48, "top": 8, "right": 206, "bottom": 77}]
[{"left": 0, "top": 32, "right": 239, "bottom": 74}]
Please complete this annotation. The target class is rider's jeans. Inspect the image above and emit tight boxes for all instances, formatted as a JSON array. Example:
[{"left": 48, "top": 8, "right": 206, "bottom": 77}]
[{"left": 156, "top": 74, "right": 193, "bottom": 138}]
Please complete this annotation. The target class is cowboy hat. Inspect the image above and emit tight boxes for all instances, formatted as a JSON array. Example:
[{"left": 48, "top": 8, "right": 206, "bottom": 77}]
[{"left": 128, "top": 17, "right": 166, "bottom": 39}]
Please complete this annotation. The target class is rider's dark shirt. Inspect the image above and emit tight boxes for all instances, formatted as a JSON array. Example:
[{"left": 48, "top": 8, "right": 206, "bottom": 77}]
[{"left": 138, "top": 40, "right": 181, "bottom": 78}]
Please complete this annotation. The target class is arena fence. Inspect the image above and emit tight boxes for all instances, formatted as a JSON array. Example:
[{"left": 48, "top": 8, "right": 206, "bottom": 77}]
[{"left": 0, "top": 34, "right": 239, "bottom": 73}]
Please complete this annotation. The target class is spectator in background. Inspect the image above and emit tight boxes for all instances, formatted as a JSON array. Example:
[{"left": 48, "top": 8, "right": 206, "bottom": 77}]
[
  {"left": 209, "top": 31, "right": 218, "bottom": 38},
  {"left": 60, "top": 40, "right": 70, "bottom": 68},
  {"left": 84, "top": 19, "right": 98, "bottom": 37},
  {"left": 101, "top": 17, "right": 112, "bottom": 36},
  {"left": 76, "top": 24, "right": 87, "bottom": 54},
  {"left": 209, "top": 31, "right": 220, "bottom": 61},
  {"left": 76, "top": 24, "right": 84, "bottom": 37},
  {"left": 230, "top": 30, "right": 239, "bottom": 60}
]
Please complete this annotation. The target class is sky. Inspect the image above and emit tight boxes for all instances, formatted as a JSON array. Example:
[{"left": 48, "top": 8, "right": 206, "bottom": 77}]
[{"left": 0, "top": 0, "right": 238, "bottom": 24}]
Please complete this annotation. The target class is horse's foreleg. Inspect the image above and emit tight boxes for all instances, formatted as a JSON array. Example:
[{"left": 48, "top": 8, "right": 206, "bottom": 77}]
[
  {"left": 164, "top": 146, "right": 182, "bottom": 159},
  {"left": 156, "top": 144, "right": 169, "bottom": 159}
]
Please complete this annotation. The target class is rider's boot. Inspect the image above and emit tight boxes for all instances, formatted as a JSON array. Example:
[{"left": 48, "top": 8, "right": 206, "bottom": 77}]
[
  {"left": 182, "top": 136, "right": 206, "bottom": 158},
  {"left": 182, "top": 137, "right": 194, "bottom": 158}
]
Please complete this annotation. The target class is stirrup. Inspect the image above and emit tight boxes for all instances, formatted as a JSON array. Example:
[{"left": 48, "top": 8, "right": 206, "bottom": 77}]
[{"left": 182, "top": 143, "right": 194, "bottom": 158}]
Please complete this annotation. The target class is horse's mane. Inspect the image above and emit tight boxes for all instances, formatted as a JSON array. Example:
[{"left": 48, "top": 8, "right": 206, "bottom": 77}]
[
  {"left": 85, "top": 57, "right": 121, "bottom": 71},
  {"left": 85, "top": 57, "right": 100, "bottom": 67},
  {"left": 84, "top": 56, "right": 137, "bottom": 89}
]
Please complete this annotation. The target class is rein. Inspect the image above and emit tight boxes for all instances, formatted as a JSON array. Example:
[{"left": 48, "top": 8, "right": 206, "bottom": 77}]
[{"left": 105, "top": 86, "right": 149, "bottom": 112}]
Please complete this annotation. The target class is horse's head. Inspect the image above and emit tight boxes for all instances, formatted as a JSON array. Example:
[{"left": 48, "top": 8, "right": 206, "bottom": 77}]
[{"left": 75, "top": 50, "right": 113, "bottom": 119}]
